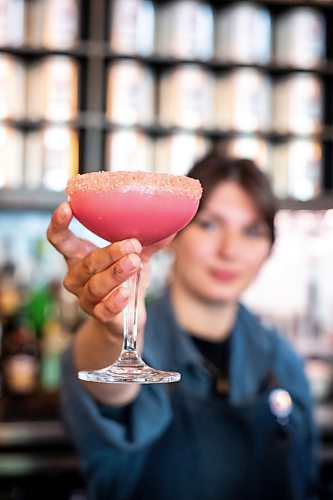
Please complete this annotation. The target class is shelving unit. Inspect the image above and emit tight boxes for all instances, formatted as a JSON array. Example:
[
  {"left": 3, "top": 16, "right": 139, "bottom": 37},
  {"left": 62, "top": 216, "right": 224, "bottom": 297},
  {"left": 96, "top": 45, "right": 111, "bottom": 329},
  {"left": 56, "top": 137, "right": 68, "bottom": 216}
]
[{"left": 0, "top": 0, "right": 333, "bottom": 209}]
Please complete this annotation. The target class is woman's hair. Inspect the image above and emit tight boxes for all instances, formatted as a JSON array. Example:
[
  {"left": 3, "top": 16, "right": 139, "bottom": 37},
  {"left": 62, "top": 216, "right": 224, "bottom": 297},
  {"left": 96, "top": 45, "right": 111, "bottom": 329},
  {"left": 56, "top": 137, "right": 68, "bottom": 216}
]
[{"left": 187, "top": 151, "right": 278, "bottom": 243}]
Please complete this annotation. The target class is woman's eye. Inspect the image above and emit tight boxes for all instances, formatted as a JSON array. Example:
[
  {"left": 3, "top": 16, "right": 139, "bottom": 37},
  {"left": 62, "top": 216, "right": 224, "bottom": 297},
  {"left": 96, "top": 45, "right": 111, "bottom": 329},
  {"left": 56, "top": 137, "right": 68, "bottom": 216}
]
[
  {"left": 196, "top": 219, "right": 219, "bottom": 231},
  {"left": 245, "top": 225, "right": 269, "bottom": 238}
]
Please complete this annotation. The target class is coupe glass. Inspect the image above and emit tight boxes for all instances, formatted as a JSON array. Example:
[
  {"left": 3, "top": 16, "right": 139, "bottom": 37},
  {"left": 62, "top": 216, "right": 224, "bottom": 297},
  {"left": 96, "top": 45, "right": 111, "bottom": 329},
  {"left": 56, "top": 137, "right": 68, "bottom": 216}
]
[{"left": 66, "top": 170, "right": 202, "bottom": 384}]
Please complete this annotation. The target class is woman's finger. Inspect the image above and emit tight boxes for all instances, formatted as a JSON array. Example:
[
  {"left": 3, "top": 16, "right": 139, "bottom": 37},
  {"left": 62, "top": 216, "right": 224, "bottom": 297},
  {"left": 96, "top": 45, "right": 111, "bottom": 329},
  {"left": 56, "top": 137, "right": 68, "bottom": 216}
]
[
  {"left": 47, "top": 202, "right": 96, "bottom": 261},
  {"left": 64, "top": 239, "right": 142, "bottom": 293},
  {"left": 93, "top": 285, "right": 130, "bottom": 324},
  {"left": 93, "top": 287, "right": 147, "bottom": 335},
  {"left": 77, "top": 252, "right": 142, "bottom": 312}
]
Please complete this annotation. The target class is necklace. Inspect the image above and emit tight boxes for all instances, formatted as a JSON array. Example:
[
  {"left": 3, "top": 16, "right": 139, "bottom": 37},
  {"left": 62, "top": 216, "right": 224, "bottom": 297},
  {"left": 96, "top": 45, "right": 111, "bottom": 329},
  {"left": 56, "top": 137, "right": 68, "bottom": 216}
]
[{"left": 201, "top": 356, "right": 229, "bottom": 396}]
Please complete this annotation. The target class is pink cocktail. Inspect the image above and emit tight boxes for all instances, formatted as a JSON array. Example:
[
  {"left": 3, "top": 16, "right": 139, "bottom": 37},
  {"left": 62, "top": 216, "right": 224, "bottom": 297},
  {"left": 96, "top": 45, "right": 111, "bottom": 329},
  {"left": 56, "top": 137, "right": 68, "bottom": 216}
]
[
  {"left": 67, "top": 171, "right": 202, "bottom": 246},
  {"left": 66, "top": 170, "right": 202, "bottom": 384}
]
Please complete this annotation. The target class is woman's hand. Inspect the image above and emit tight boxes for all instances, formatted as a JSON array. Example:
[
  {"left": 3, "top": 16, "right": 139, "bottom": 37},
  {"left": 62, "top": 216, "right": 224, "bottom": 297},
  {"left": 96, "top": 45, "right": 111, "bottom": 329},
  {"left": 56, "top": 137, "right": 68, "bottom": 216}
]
[{"left": 47, "top": 201, "right": 146, "bottom": 341}]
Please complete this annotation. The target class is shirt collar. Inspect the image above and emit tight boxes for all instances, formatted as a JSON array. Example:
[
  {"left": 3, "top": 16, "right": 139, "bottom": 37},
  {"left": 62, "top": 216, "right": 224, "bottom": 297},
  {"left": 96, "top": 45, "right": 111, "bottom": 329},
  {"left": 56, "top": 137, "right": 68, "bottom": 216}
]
[
  {"left": 153, "top": 288, "right": 202, "bottom": 369},
  {"left": 146, "top": 289, "right": 271, "bottom": 402},
  {"left": 229, "top": 305, "right": 273, "bottom": 404}
]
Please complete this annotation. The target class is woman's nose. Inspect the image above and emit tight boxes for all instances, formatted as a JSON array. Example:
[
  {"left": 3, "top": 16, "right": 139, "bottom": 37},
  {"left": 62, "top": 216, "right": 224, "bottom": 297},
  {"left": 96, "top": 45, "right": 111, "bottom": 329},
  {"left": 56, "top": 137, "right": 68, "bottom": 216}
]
[{"left": 217, "top": 230, "right": 240, "bottom": 258}]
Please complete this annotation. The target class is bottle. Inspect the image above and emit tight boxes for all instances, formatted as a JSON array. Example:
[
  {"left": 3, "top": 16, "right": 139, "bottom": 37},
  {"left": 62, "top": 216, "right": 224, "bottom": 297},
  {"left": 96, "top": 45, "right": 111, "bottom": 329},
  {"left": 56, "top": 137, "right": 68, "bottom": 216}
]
[
  {"left": 0, "top": 260, "right": 37, "bottom": 398},
  {"left": 0, "top": 257, "right": 39, "bottom": 399},
  {"left": 39, "top": 293, "right": 70, "bottom": 392},
  {"left": 26, "top": 280, "right": 58, "bottom": 341},
  {"left": 1, "top": 313, "right": 39, "bottom": 398}
]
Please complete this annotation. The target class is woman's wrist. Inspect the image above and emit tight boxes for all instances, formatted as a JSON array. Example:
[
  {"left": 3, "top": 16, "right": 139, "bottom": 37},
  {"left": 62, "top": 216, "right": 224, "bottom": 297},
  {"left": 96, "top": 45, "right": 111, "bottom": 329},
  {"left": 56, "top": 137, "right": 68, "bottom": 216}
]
[{"left": 73, "top": 316, "right": 141, "bottom": 405}]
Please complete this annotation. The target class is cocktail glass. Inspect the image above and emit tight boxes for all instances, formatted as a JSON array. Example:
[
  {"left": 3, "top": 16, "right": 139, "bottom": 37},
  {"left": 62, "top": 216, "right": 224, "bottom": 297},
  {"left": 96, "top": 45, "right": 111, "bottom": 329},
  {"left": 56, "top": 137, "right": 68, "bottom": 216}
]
[{"left": 66, "top": 170, "right": 202, "bottom": 384}]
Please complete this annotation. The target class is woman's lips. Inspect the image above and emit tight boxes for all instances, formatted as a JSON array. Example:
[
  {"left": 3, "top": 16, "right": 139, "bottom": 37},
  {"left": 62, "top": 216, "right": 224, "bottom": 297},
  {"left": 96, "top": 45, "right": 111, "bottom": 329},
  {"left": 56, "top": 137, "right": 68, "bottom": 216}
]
[{"left": 210, "top": 269, "right": 238, "bottom": 282}]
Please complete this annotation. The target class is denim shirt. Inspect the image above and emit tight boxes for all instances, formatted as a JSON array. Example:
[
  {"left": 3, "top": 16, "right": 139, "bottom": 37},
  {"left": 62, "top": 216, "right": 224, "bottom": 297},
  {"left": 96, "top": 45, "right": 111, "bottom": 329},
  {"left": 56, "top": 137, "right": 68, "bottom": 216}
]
[{"left": 61, "top": 290, "right": 318, "bottom": 500}]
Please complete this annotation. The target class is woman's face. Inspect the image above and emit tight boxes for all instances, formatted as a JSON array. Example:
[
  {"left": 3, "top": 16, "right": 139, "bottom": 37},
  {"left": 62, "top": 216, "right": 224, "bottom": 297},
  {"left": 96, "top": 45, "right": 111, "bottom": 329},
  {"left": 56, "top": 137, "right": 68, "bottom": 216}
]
[{"left": 171, "top": 181, "right": 272, "bottom": 304}]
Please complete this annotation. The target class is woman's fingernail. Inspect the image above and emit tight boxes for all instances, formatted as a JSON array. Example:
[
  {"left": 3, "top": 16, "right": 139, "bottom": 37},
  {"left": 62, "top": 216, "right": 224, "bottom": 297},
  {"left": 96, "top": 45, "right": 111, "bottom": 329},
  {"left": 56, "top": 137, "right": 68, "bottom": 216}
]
[
  {"left": 122, "top": 239, "right": 142, "bottom": 254},
  {"left": 122, "top": 253, "right": 141, "bottom": 272},
  {"left": 116, "top": 285, "right": 129, "bottom": 303}
]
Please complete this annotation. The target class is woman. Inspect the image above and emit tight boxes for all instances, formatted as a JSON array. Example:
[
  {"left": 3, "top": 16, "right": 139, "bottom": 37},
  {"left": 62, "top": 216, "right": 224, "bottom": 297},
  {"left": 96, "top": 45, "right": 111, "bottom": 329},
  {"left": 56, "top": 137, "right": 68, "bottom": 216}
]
[{"left": 47, "top": 153, "right": 318, "bottom": 500}]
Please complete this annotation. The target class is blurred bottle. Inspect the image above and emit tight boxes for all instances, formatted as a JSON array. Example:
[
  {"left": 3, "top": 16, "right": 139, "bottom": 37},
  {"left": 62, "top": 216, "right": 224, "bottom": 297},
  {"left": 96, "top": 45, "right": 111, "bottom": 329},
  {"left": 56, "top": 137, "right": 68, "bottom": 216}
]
[
  {"left": 272, "top": 139, "right": 322, "bottom": 201},
  {"left": 0, "top": 54, "right": 26, "bottom": 120},
  {"left": 105, "top": 129, "right": 154, "bottom": 172},
  {"left": 154, "top": 132, "right": 210, "bottom": 175},
  {"left": 215, "top": 2, "right": 271, "bottom": 64},
  {"left": 109, "top": 0, "right": 155, "bottom": 56},
  {"left": 0, "top": 125, "right": 24, "bottom": 189},
  {"left": 222, "top": 135, "right": 271, "bottom": 174},
  {"left": 0, "top": 262, "right": 38, "bottom": 398},
  {"left": 1, "top": 315, "right": 39, "bottom": 398},
  {"left": 155, "top": 0, "right": 214, "bottom": 61},
  {"left": 215, "top": 68, "right": 271, "bottom": 132},
  {"left": 24, "top": 125, "right": 78, "bottom": 191},
  {"left": 158, "top": 64, "right": 215, "bottom": 130},
  {"left": 106, "top": 60, "right": 155, "bottom": 126},
  {"left": 0, "top": 260, "right": 20, "bottom": 321},
  {"left": 0, "top": 0, "right": 25, "bottom": 47},
  {"left": 26, "top": 0, "right": 79, "bottom": 49},
  {"left": 26, "top": 56, "right": 79, "bottom": 122},
  {"left": 39, "top": 294, "right": 70, "bottom": 392},
  {"left": 274, "top": 7, "right": 325, "bottom": 69},
  {"left": 26, "top": 279, "right": 61, "bottom": 341},
  {"left": 0, "top": 322, "right": 3, "bottom": 412},
  {"left": 26, "top": 279, "right": 72, "bottom": 392},
  {"left": 272, "top": 74, "right": 322, "bottom": 135}
]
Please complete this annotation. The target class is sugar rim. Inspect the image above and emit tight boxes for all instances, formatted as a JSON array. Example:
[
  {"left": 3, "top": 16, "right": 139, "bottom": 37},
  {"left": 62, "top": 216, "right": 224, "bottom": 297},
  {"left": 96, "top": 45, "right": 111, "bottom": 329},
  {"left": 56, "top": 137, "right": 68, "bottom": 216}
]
[{"left": 66, "top": 171, "right": 203, "bottom": 199}]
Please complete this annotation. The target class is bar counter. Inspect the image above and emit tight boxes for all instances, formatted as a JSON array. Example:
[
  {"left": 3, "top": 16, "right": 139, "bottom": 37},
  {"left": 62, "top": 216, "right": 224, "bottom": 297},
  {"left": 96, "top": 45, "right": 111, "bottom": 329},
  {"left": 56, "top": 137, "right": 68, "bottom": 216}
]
[
  {"left": 0, "top": 391, "right": 86, "bottom": 499},
  {"left": 1, "top": 394, "right": 333, "bottom": 499}
]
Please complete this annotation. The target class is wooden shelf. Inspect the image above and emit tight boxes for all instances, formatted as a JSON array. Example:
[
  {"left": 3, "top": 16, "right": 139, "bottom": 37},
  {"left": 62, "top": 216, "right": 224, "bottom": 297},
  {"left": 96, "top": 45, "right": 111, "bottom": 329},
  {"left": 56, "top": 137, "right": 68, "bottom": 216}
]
[
  {"left": 0, "top": 42, "right": 90, "bottom": 59},
  {"left": 279, "top": 194, "right": 333, "bottom": 211},
  {"left": 101, "top": 121, "right": 333, "bottom": 142},
  {"left": 205, "top": 0, "right": 333, "bottom": 8},
  {"left": 103, "top": 52, "right": 333, "bottom": 76},
  {"left": 0, "top": 187, "right": 331, "bottom": 212},
  {"left": 0, "top": 188, "right": 66, "bottom": 212}
]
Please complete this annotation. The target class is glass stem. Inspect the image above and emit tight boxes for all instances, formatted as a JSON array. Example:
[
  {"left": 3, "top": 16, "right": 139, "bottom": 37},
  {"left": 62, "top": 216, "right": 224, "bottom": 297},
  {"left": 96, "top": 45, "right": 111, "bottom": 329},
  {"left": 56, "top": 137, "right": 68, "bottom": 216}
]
[{"left": 122, "top": 268, "right": 141, "bottom": 356}]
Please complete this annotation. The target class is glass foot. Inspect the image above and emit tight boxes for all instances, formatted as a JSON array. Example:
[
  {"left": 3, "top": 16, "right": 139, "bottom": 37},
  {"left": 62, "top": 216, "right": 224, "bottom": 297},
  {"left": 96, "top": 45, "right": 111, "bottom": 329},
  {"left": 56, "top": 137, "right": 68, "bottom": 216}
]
[{"left": 78, "top": 354, "right": 181, "bottom": 384}]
